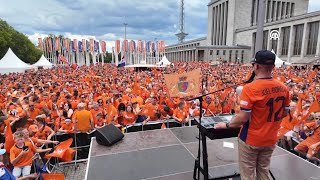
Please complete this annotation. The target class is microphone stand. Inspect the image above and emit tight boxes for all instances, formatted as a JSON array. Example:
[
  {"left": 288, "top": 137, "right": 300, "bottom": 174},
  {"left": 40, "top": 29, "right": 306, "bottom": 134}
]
[{"left": 190, "top": 83, "right": 239, "bottom": 180}]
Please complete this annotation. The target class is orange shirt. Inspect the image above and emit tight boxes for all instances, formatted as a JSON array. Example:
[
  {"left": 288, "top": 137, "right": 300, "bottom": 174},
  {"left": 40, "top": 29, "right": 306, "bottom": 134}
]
[
  {"left": 105, "top": 105, "right": 118, "bottom": 124},
  {"left": 10, "top": 142, "right": 37, "bottom": 167},
  {"left": 304, "top": 122, "right": 320, "bottom": 144},
  {"left": 61, "top": 123, "right": 74, "bottom": 133},
  {"left": 123, "top": 112, "right": 136, "bottom": 125},
  {"left": 28, "top": 108, "right": 40, "bottom": 120},
  {"left": 280, "top": 111, "right": 298, "bottom": 130},
  {"left": 144, "top": 103, "right": 158, "bottom": 120},
  {"left": 173, "top": 108, "right": 188, "bottom": 121},
  {"left": 90, "top": 109, "right": 104, "bottom": 124},
  {"left": 239, "top": 78, "right": 290, "bottom": 147},
  {"left": 73, "top": 110, "right": 93, "bottom": 133},
  {"left": 36, "top": 126, "right": 53, "bottom": 140}
]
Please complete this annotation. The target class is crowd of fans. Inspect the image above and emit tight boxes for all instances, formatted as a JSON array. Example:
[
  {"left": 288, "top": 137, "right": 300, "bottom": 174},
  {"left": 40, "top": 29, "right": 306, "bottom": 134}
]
[{"left": 0, "top": 62, "right": 319, "bottom": 178}]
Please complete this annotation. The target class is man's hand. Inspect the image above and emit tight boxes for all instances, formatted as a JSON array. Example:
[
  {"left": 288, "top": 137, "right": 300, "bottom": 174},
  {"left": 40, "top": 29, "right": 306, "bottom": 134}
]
[
  {"left": 52, "top": 141, "right": 59, "bottom": 145},
  {"left": 215, "top": 122, "right": 227, "bottom": 129},
  {"left": 19, "top": 149, "right": 29, "bottom": 156}
]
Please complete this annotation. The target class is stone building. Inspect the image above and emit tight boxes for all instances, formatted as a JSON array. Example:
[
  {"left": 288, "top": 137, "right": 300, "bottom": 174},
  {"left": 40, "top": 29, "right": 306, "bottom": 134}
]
[{"left": 165, "top": 0, "right": 320, "bottom": 64}]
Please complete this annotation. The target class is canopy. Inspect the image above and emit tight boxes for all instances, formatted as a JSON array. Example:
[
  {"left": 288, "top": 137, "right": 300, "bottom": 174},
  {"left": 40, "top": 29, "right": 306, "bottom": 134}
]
[
  {"left": 156, "top": 55, "right": 171, "bottom": 66},
  {"left": 0, "top": 48, "right": 33, "bottom": 74},
  {"left": 33, "top": 55, "right": 53, "bottom": 69},
  {"left": 271, "top": 50, "right": 291, "bottom": 68}
]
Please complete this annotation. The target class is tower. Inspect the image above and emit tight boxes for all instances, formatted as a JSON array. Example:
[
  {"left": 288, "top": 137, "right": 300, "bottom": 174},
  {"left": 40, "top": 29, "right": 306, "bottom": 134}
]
[{"left": 176, "top": 0, "right": 188, "bottom": 43}]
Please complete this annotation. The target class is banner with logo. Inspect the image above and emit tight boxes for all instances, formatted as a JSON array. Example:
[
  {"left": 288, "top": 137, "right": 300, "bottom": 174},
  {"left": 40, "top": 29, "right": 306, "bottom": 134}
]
[{"left": 164, "top": 68, "right": 201, "bottom": 97}]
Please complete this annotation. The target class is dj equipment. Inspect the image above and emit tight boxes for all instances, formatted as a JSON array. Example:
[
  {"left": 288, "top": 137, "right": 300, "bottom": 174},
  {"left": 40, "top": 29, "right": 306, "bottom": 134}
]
[{"left": 194, "top": 116, "right": 240, "bottom": 140}]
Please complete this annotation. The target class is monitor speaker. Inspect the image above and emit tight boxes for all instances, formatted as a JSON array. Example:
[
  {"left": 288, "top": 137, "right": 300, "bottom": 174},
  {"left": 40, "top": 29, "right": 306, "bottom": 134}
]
[{"left": 95, "top": 124, "right": 124, "bottom": 146}]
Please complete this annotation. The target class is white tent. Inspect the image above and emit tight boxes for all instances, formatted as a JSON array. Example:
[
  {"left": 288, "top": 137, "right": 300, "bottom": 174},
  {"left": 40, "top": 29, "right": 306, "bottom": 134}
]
[
  {"left": 271, "top": 50, "right": 291, "bottom": 68},
  {"left": 156, "top": 55, "right": 171, "bottom": 67},
  {"left": 33, "top": 55, "right": 53, "bottom": 69},
  {"left": 0, "top": 48, "right": 34, "bottom": 74}
]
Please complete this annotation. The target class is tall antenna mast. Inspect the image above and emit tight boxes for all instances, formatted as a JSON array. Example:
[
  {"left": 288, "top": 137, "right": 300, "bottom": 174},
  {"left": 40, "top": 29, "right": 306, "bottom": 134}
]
[{"left": 176, "top": 0, "right": 188, "bottom": 43}]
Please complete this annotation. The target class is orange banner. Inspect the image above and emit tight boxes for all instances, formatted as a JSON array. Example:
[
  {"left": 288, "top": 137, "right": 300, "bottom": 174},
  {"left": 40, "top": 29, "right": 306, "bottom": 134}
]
[
  {"left": 164, "top": 68, "right": 201, "bottom": 98},
  {"left": 59, "top": 55, "right": 69, "bottom": 64}
]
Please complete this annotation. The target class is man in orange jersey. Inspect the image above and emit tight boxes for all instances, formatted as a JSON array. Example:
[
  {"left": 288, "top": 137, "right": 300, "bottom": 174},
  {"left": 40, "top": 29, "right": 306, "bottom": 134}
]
[
  {"left": 294, "top": 112, "right": 320, "bottom": 161},
  {"left": 216, "top": 50, "right": 290, "bottom": 180}
]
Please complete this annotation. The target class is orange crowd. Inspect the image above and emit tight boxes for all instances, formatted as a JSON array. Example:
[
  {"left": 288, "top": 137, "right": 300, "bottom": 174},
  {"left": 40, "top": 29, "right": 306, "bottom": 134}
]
[{"left": 0, "top": 62, "right": 319, "bottom": 172}]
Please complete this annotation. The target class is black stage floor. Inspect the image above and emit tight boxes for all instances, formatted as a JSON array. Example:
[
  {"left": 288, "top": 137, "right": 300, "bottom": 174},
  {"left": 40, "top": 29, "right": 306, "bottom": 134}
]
[{"left": 85, "top": 126, "right": 320, "bottom": 180}]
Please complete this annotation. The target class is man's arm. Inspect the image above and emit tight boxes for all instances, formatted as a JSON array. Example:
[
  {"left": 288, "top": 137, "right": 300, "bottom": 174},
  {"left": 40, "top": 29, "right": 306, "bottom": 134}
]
[
  {"left": 36, "top": 148, "right": 52, "bottom": 153},
  {"left": 215, "top": 110, "right": 250, "bottom": 129}
]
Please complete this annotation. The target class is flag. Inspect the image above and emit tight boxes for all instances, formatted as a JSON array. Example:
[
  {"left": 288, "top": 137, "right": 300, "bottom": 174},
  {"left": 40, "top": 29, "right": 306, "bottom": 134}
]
[
  {"left": 152, "top": 42, "right": 155, "bottom": 52},
  {"left": 4, "top": 120, "right": 14, "bottom": 153},
  {"left": 59, "top": 55, "right": 69, "bottom": 64},
  {"left": 130, "top": 40, "right": 136, "bottom": 52},
  {"left": 90, "top": 39, "right": 94, "bottom": 52},
  {"left": 86, "top": 40, "right": 90, "bottom": 51},
  {"left": 138, "top": 40, "right": 142, "bottom": 52},
  {"left": 100, "top": 41, "right": 106, "bottom": 53},
  {"left": 115, "top": 40, "right": 120, "bottom": 54},
  {"left": 64, "top": 38, "right": 69, "bottom": 51},
  {"left": 160, "top": 40, "right": 165, "bottom": 52},
  {"left": 123, "top": 40, "right": 128, "bottom": 52},
  {"left": 164, "top": 68, "right": 201, "bottom": 97},
  {"left": 38, "top": 38, "right": 43, "bottom": 50},
  {"left": 94, "top": 40, "right": 99, "bottom": 52},
  {"left": 73, "top": 39, "right": 78, "bottom": 52},
  {"left": 55, "top": 38, "right": 60, "bottom": 51},
  {"left": 156, "top": 41, "right": 159, "bottom": 52},
  {"left": 82, "top": 39, "right": 86, "bottom": 52},
  {"left": 48, "top": 38, "right": 53, "bottom": 52},
  {"left": 149, "top": 41, "right": 153, "bottom": 53},
  {"left": 118, "top": 56, "right": 126, "bottom": 67},
  {"left": 78, "top": 41, "right": 83, "bottom": 52},
  {"left": 71, "top": 64, "right": 78, "bottom": 70}
]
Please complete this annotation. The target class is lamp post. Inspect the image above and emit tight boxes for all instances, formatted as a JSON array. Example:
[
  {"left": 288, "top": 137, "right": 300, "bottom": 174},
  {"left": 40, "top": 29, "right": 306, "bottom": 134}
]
[
  {"left": 255, "top": 0, "right": 266, "bottom": 53},
  {"left": 124, "top": 23, "right": 128, "bottom": 40}
]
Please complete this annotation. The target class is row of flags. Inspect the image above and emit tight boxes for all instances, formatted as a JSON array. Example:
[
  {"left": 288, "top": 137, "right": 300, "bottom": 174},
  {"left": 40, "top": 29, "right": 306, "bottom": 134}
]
[
  {"left": 38, "top": 38, "right": 166, "bottom": 54},
  {"left": 113, "top": 40, "right": 165, "bottom": 54},
  {"left": 38, "top": 37, "right": 107, "bottom": 53}
]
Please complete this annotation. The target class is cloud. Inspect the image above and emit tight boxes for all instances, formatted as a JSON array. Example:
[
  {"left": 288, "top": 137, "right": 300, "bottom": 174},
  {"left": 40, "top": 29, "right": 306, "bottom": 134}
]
[{"left": 1, "top": 0, "right": 320, "bottom": 50}]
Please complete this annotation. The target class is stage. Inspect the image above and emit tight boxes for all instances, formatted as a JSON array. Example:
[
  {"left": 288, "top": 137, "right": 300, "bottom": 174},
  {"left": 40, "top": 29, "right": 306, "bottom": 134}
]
[{"left": 85, "top": 126, "right": 320, "bottom": 180}]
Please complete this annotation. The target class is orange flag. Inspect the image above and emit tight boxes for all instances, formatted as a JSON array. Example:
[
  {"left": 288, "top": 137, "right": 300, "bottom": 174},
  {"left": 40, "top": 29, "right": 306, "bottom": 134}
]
[
  {"left": 4, "top": 120, "right": 14, "bottom": 153},
  {"left": 308, "top": 101, "right": 320, "bottom": 113},
  {"left": 58, "top": 55, "right": 69, "bottom": 65},
  {"left": 164, "top": 68, "right": 201, "bottom": 98}
]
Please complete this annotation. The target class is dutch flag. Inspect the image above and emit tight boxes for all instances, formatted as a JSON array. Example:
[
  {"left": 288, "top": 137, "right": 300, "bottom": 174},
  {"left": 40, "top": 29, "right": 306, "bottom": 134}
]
[{"left": 118, "top": 56, "right": 126, "bottom": 68}]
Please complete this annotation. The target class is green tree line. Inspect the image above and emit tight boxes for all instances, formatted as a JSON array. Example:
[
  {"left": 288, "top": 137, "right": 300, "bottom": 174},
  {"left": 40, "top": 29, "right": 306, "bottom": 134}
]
[{"left": 0, "top": 19, "right": 42, "bottom": 64}]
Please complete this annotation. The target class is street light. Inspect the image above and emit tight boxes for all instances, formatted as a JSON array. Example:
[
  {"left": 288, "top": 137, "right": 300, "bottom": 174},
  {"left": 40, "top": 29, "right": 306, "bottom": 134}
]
[{"left": 124, "top": 23, "right": 128, "bottom": 40}]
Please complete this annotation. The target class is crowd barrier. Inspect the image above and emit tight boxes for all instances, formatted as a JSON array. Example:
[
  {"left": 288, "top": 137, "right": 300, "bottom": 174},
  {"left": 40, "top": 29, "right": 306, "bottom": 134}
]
[{"left": 33, "top": 115, "right": 235, "bottom": 174}]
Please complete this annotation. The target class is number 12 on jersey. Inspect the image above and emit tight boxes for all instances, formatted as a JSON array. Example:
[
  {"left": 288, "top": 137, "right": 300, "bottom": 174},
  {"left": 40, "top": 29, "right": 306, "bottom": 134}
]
[{"left": 266, "top": 96, "right": 285, "bottom": 122}]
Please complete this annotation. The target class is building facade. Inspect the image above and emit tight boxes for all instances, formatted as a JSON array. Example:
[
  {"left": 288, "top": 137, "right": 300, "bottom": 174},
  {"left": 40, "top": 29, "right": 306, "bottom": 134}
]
[{"left": 166, "top": 0, "right": 320, "bottom": 64}]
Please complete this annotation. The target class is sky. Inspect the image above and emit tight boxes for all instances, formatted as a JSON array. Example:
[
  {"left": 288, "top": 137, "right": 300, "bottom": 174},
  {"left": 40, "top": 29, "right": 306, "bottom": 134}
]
[{"left": 0, "top": 0, "right": 320, "bottom": 51}]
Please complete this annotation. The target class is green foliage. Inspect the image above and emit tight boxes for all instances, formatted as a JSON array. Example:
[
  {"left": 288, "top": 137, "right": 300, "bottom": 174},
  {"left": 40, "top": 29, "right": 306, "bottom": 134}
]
[
  {"left": 0, "top": 19, "right": 42, "bottom": 64},
  {"left": 105, "top": 52, "right": 113, "bottom": 63}
]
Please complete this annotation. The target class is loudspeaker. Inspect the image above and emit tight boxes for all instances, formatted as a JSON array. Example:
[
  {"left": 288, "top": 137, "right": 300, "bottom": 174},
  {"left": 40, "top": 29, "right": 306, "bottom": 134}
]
[{"left": 95, "top": 124, "right": 124, "bottom": 146}]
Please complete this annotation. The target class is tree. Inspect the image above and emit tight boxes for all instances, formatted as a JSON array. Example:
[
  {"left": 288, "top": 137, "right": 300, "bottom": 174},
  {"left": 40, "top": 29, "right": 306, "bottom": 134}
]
[{"left": 0, "top": 19, "right": 42, "bottom": 64}]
